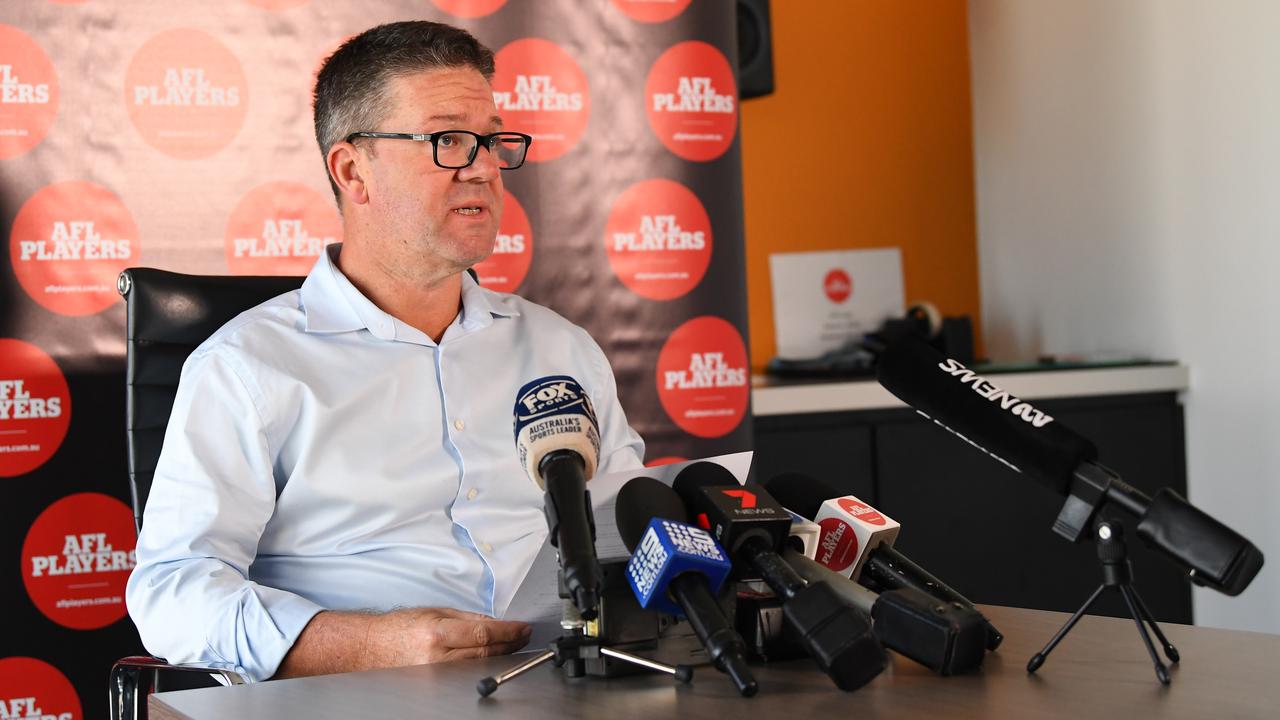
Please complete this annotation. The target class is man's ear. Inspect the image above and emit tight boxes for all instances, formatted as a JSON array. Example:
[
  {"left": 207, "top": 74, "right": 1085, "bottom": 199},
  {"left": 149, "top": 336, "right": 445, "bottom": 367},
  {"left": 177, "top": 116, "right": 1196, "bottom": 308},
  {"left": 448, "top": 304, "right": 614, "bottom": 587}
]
[{"left": 328, "top": 142, "right": 369, "bottom": 206}]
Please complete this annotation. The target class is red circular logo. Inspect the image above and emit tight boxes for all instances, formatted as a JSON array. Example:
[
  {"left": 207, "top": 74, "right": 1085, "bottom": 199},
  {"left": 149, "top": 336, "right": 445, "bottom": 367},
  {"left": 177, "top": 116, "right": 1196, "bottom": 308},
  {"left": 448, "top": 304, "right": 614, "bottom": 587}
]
[
  {"left": 612, "top": 0, "right": 692, "bottom": 23},
  {"left": 816, "top": 518, "right": 861, "bottom": 572},
  {"left": 22, "top": 493, "right": 137, "bottom": 630},
  {"left": 604, "top": 179, "right": 712, "bottom": 301},
  {"left": 836, "top": 497, "right": 886, "bottom": 526},
  {"left": 471, "top": 190, "right": 532, "bottom": 293},
  {"left": 0, "top": 339, "right": 70, "bottom": 478},
  {"left": 644, "top": 456, "right": 687, "bottom": 468},
  {"left": 10, "top": 181, "right": 139, "bottom": 316},
  {"left": 492, "top": 38, "right": 589, "bottom": 163},
  {"left": 645, "top": 41, "right": 737, "bottom": 162},
  {"left": 824, "top": 269, "right": 852, "bottom": 304},
  {"left": 124, "top": 28, "right": 248, "bottom": 159},
  {"left": 655, "top": 316, "right": 749, "bottom": 438},
  {"left": 0, "top": 25, "right": 59, "bottom": 160},
  {"left": 431, "top": 0, "right": 508, "bottom": 17},
  {"left": 225, "top": 181, "right": 341, "bottom": 276},
  {"left": 0, "top": 657, "right": 82, "bottom": 720}
]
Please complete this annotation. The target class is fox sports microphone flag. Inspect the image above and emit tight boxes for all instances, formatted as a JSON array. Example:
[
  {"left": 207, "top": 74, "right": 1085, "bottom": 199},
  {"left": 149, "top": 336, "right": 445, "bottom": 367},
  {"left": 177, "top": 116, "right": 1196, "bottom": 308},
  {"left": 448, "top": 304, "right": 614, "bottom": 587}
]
[{"left": 513, "top": 375, "right": 601, "bottom": 485}]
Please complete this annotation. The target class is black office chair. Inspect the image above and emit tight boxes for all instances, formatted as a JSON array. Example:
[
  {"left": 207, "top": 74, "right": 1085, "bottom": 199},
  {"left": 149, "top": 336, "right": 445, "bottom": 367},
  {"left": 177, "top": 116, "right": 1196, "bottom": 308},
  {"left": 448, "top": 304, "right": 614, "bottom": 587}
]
[{"left": 109, "top": 268, "right": 304, "bottom": 720}]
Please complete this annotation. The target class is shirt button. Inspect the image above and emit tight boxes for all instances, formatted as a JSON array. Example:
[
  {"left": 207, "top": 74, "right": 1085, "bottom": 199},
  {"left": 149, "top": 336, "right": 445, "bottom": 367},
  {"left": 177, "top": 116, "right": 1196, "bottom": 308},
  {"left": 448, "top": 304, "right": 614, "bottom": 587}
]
[
  {"left": 480, "top": 542, "right": 493, "bottom": 553},
  {"left": 467, "top": 488, "right": 479, "bottom": 500},
  {"left": 454, "top": 419, "right": 465, "bottom": 431}
]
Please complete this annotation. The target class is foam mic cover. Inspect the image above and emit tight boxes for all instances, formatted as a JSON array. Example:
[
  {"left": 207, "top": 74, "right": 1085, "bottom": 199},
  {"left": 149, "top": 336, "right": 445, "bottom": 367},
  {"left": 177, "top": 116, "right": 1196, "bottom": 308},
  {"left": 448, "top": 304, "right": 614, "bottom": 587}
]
[
  {"left": 672, "top": 462, "right": 791, "bottom": 554},
  {"left": 513, "top": 375, "right": 600, "bottom": 485},
  {"left": 876, "top": 335, "right": 1097, "bottom": 495},
  {"left": 617, "top": 476, "right": 691, "bottom": 551}
]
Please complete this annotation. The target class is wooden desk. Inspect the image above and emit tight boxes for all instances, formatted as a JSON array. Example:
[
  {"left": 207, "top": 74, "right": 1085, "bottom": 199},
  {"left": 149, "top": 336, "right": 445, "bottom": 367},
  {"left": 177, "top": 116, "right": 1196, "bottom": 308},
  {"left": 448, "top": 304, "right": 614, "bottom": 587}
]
[{"left": 151, "top": 605, "right": 1278, "bottom": 719}]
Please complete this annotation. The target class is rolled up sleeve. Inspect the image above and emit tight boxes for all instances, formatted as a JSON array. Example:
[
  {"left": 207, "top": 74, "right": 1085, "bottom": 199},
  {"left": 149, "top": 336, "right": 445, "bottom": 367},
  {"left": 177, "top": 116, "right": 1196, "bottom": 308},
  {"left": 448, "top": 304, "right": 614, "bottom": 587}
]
[{"left": 124, "top": 347, "right": 323, "bottom": 682}]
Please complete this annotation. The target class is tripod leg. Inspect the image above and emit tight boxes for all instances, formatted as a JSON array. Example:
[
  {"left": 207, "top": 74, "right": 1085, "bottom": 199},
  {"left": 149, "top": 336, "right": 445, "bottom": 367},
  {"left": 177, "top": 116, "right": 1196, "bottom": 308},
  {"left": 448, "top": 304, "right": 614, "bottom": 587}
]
[
  {"left": 1118, "top": 586, "right": 1171, "bottom": 685},
  {"left": 477, "top": 649, "right": 557, "bottom": 697},
  {"left": 599, "top": 646, "right": 694, "bottom": 684},
  {"left": 1128, "top": 588, "right": 1180, "bottom": 664},
  {"left": 1027, "top": 584, "right": 1106, "bottom": 674}
]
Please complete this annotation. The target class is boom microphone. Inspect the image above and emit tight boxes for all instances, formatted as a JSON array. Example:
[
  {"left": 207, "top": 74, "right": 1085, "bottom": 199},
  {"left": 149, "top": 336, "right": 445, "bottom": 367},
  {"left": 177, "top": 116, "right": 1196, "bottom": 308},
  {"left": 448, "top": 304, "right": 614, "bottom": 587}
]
[
  {"left": 672, "top": 462, "right": 888, "bottom": 691},
  {"left": 876, "top": 335, "right": 1264, "bottom": 595},
  {"left": 514, "top": 375, "right": 604, "bottom": 618},
  {"left": 765, "top": 472, "right": 1003, "bottom": 651},
  {"left": 616, "top": 477, "right": 758, "bottom": 697}
]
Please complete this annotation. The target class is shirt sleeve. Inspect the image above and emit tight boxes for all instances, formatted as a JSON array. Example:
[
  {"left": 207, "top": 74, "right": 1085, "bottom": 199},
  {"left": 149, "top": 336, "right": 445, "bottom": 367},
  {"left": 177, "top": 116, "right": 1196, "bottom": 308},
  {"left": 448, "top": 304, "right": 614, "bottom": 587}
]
[
  {"left": 578, "top": 327, "right": 646, "bottom": 476},
  {"left": 125, "top": 347, "right": 323, "bottom": 682}
]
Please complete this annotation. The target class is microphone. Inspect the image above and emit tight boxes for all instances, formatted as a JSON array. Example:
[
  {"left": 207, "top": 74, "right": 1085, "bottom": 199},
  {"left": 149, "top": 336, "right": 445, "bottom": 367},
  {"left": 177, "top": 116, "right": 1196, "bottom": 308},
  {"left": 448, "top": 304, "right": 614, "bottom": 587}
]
[
  {"left": 616, "top": 477, "right": 758, "bottom": 697},
  {"left": 782, "top": 548, "right": 988, "bottom": 675},
  {"left": 513, "top": 375, "right": 604, "bottom": 618},
  {"left": 764, "top": 472, "right": 1004, "bottom": 651},
  {"left": 785, "top": 512, "right": 821, "bottom": 560},
  {"left": 672, "top": 462, "right": 888, "bottom": 691},
  {"left": 876, "top": 335, "right": 1265, "bottom": 595}
]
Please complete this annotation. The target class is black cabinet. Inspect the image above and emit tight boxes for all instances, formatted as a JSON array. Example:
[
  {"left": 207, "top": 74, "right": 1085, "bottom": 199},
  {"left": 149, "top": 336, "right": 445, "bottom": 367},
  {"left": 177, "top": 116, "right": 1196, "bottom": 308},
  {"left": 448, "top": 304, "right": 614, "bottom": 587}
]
[{"left": 754, "top": 391, "right": 1192, "bottom": 624}]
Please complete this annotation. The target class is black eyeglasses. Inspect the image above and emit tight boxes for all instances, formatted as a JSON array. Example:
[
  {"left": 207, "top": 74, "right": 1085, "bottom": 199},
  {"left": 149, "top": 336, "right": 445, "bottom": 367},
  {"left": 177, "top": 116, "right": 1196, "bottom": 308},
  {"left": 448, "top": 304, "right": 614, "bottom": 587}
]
[{"left": 345, "top": 130, "right": 533, "bottom": 170}]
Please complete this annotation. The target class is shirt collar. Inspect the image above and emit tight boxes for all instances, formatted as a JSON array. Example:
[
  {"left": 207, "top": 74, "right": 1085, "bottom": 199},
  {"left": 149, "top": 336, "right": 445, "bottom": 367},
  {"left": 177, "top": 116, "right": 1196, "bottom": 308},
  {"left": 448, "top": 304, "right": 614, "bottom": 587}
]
[{"left": 301, "top": 243, "right": 519, "bottom": 341}]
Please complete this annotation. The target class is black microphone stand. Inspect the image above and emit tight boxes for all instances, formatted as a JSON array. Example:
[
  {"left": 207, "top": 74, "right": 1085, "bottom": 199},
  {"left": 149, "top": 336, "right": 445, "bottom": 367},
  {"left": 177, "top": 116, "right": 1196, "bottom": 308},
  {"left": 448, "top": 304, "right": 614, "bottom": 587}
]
[
  {"left": 476, "top": 584, "right": 694, "bottom": 697},
  {"left": 1027, "top": 515, "right": 1181, "bottom": 685}
]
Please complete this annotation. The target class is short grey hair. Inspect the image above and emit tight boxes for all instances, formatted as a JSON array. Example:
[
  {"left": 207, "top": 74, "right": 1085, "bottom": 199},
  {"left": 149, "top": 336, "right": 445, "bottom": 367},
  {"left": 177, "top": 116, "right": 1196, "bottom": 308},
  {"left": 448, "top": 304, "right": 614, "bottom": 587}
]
[{"left": 313, "top": 21, "right": 496, "bottom": 204}]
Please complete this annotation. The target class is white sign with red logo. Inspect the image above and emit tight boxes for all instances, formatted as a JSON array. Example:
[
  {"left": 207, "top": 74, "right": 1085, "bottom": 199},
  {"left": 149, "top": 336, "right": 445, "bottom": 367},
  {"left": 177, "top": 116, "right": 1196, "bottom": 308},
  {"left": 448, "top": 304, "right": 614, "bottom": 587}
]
[
  {"left": 0, "top": 657, "right": 81, "bottom": 720},
  {"left": 0, "top": 339, "right": 70, "bottom": 478},
  {"left": 769, "top": 248, "right": 904, "bottom": 360},
  {"left": 471, "top": 189, "right": 533, "bottom": 293},
  {"left": 655, "top": 316, "right": 749, "bottom": 438},
  {"left": 812, "top": 495, "right": 900, "bottom": 580},
  {"left": 21, "top": 493, "right": 137, "bottom": 630}
]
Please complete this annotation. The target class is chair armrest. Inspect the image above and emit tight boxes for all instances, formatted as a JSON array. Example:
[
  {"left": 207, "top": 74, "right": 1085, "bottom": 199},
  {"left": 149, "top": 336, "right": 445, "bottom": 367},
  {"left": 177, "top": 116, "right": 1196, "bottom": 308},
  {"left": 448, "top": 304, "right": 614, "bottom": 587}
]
[{"left": 109, "top": 656, "right": 249, "bottom": 720}]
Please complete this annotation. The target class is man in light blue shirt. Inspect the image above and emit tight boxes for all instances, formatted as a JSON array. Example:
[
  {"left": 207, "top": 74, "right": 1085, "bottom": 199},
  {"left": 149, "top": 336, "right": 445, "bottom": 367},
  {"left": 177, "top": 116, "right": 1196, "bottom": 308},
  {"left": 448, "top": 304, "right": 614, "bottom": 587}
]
[{"left": 125, "top": 21, "right": 645, "bottom": 682}]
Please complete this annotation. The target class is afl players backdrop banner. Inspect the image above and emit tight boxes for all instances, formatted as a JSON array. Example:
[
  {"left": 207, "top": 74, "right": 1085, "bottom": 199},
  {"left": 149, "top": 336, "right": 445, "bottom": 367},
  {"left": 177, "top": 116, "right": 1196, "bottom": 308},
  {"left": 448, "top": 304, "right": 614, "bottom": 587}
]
[{"left": 0, "top": 1, "right": 750, "bottom": 713}]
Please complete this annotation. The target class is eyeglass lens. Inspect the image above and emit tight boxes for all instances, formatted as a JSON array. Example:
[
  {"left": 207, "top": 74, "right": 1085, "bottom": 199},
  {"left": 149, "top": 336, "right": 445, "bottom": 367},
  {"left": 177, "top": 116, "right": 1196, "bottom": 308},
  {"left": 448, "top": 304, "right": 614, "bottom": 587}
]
[{"left": 436, "top": 132, "right": 527, "bottom": 169}]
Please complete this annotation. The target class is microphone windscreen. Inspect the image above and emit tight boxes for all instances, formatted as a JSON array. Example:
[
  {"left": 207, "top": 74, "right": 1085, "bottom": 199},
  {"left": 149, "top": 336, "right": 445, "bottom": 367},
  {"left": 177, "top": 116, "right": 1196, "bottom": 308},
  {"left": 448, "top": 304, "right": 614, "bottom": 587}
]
[
  {"left": 671, "top": 461, "right": 739, "bottom": 498},
  {"left": 512, "top": 375, "right": 601, "bottom": 488},
  {"left": 876, "top": 335, "right": 1097, "bottom": 495},
  {"left": 616, "top": 477, "right": 689, "bottom": 552},
  {"left": 762, "top": 472, "right": 839, "bottom": 520}
]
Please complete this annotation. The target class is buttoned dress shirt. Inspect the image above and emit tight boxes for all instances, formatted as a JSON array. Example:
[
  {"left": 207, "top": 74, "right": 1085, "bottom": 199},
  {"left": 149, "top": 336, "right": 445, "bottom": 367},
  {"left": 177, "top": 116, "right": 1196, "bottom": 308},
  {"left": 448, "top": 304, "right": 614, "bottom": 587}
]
[{"left": 125, "top": 244, "right": 646, "bottom": 681}]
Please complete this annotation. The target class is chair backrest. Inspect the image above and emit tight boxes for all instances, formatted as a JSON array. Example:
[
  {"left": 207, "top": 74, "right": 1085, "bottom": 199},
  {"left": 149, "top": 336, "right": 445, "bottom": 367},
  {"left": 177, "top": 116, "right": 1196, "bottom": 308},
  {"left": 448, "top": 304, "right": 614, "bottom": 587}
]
[{"left": 119, "top": 269, "right": 304, "bottom": 534}]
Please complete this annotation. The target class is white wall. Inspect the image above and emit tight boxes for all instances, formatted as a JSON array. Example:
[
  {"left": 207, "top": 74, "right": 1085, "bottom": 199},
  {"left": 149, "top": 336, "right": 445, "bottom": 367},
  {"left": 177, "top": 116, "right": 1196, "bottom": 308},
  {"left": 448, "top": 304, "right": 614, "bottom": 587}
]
[{"left": 970, "top": 0, "right": 1280, "bottom": 634}]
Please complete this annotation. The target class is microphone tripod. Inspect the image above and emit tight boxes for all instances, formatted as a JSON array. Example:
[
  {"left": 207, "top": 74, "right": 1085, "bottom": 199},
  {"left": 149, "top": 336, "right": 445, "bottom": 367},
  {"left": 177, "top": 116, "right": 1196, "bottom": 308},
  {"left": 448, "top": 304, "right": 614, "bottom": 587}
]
[
  {"left": 477, "top": 590, "right": 694, "bottom": 697},
  {"left": 1026, "top": 519, "right": 1180, "bottom": 685}
]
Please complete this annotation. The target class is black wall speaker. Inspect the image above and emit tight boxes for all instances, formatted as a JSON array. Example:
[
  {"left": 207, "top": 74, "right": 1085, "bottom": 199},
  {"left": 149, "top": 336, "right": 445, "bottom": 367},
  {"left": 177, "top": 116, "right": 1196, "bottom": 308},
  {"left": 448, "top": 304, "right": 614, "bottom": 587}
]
[{"left": 737, "top": 0, "right": 775, "bottom": 99}]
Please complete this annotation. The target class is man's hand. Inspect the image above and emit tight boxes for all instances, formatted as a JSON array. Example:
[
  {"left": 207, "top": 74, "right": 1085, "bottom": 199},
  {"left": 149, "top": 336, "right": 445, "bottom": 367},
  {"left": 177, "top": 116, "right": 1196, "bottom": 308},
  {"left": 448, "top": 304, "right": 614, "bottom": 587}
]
[
  {"left": 374, "top": 607, "right": 534, "bottom": 664},
  {"left": 274, "top": 607, "right": 532, "bottom": 679}
]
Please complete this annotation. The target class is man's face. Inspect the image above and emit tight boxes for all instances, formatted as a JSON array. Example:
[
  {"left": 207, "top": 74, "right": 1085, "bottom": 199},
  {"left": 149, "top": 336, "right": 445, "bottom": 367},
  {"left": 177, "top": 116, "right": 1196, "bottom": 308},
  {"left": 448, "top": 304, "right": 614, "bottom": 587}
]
[{"left": 360, "top": 67, "right": 505, "bottom": 275}]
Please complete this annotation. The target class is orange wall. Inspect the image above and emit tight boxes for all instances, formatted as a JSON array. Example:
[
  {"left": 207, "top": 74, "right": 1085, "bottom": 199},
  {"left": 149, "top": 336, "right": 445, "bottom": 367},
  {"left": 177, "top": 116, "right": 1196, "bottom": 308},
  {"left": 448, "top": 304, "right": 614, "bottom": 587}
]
[{"left": 741, "top": 1, "right": 981, "bottom": 371}]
